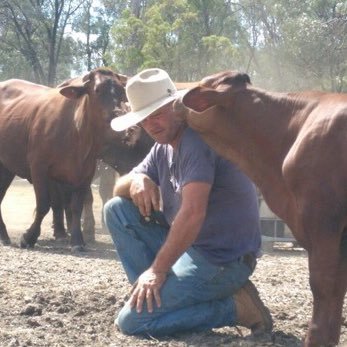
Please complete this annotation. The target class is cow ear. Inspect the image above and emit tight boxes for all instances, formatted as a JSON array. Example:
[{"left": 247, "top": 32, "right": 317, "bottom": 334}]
[
  {"left": 116, "top": 73, "right": 128, "bottom": 87},
  {"left": 182, "top": 86, "right": 221, "bottom": 113},
  {"left": 59, "top": 85, "right": 87, "bottom": 99}
]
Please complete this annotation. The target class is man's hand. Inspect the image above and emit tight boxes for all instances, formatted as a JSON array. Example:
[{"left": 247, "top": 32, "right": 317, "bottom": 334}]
[
  {"left": 130, "top": 268, "right": 167, "bottom": 313},
  {"left": 130, "top": 174, "right": 160, "bottom": 216}
]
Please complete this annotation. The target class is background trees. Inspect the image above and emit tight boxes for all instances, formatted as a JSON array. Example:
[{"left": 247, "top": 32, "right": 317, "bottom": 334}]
[
  {"left": 0, "top": 0, "right": 84, "bottom": 85},
  {"left": 0, "top": 0, "right": 346, "bottom": 91}
]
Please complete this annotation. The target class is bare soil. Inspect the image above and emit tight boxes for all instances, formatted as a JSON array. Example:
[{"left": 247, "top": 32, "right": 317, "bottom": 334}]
[{"left": 1, "top": 180, "right": 347, "bottom": 347}]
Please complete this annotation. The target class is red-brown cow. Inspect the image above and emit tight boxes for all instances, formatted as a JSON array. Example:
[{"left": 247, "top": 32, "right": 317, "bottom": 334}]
[
  {"left": 61, "top": 126, "right": 154, "bottom": 241},
  {"left": 76, "top": 82, "right": 191, "bottom": 238},
  {"left": 0, "top": 68, "right": 127, "bottom": 251},
  {"left": 181, "top": 70, "right": 347, "bottom": 347}
]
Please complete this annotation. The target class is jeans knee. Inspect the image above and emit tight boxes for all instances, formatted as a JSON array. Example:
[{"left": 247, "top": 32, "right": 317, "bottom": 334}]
[
  {"left": 104, "top": 196, "right": 122, "bottom": 218},
  {"left": 116, "top": 307, "right": 143, "bottom": 335},
  {"left": 103, "top": 196, "right": 141, "bottom": 240},
  {"left": 104, "top": 197, "right": 127, "bottom": 226}
]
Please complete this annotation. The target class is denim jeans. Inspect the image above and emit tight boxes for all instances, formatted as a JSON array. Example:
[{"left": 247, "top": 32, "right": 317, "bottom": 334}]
[{"left": 104, "top": 196, "right": 254, "bottom": 336}]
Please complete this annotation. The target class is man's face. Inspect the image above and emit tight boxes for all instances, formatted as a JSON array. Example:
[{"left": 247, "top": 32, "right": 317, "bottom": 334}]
[{"left": 140, "top": 101, "right": 186, "bottom": 147}]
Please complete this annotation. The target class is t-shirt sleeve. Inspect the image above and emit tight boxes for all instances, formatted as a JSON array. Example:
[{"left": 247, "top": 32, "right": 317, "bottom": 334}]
[
  {"left": 179, "top": 132, "right": 216, "bottom": 187},
  {"left": 131, "top": 145, "right": 160, "bottom": 185}
]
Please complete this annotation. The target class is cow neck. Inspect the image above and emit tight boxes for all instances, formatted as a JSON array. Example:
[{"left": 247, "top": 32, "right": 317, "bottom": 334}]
[
  {"left": 227, "top": 88, "right": 313, "bottom": 161},
  {"left": 218, "top": 88, "right": 316, "bottom": 222},
  {"left": 73, "top": 95, "right": 104, "bottom": 163}
]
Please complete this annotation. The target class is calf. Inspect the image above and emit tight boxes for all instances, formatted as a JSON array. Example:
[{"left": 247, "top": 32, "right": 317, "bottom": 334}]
[
  {"left": 181, "top": 70, "right": 347, "bottom": 347},
  {"left": 0, "top": 68, "right": 127, "bottom": 251}
]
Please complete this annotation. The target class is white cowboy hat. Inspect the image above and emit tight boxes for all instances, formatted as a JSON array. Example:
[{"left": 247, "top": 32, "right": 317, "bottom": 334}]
[{"left": 111, "top": 68, "right": 186, "bottom": 132}]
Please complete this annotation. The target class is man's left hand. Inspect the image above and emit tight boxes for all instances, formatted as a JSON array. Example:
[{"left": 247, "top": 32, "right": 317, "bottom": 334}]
[{"left": 130, "top": 268, "right": 167, "bottom": 313}]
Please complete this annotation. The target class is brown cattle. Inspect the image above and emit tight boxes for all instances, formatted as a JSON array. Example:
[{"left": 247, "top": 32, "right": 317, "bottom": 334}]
[
  {"left": 0, "top": 68, "right": 127, "bottom": 251},
  {"left": 78, "top": 81, "right": 190, "bottom": 233},
  {"left": 62, "top": 126, "right": 154, "bottom": 240},
  {"left": 181, "top": 70, "right": 347, "bottom": 347}
]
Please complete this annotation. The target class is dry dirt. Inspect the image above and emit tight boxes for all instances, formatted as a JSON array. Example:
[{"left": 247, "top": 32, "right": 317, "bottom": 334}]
[{"left": 1, "top": 179, "right": 347, "bottom": 347}]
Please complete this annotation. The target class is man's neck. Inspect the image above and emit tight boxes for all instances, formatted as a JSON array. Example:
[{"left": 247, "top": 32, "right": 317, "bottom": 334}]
[{"left": 169, "top": 124, "right": 187, "bottom": 149}]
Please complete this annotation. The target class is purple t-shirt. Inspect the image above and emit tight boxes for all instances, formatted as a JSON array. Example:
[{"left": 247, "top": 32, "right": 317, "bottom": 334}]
[{"left": 132, "top": 127, "right": 261, "bottom": 265}]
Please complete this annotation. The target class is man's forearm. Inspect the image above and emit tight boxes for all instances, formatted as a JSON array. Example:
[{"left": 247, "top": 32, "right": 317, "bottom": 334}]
[
  {"left": 113, "top": 174, "right": 133, "bottom": 198},
  {"left": 151, "top": 207, "right": 205, "bottom": 274},
  {"left": 114, "top": 173, "right": 161, "bottom": 217}
]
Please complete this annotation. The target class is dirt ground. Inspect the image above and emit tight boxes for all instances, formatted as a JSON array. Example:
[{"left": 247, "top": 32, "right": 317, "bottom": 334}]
[{"left": 1, "top": 179, "right": 347, "bottom": 347}]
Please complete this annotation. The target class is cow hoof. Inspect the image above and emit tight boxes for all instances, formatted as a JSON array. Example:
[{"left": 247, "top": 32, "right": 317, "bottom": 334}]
[
  {"left": 55, "top": 235, "right": 69, "bottom": 242},
  {"left": 71, "top": 245, "right": 87, "bottom": 253},
  {"left": 54, "top": 232, "right": 68, "bottom": 241},
  {"left": 55, "top": 237, "right": 68, "bottom": 242},
  {"left": 20, "top": 235, "right": 35, "bottom": 249},
  {"left": 83, "top": 235, "right": 95, "bottom": 243},
  {"left": 1, "top": 238, "right": 11, "bottom": 246}
]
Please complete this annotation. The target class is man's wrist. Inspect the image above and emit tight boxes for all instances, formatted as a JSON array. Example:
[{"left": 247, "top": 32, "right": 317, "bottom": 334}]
[{"left": 151, "top": 264, "right": 169, "bottom": 275}]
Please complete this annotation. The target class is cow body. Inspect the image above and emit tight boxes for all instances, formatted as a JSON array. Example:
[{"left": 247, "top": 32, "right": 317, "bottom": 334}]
[
  {"left": 0, "top": 68, "right": 127, "bottom": 251},
  {"left": 60, "top": 126, "right": 154, "bottom": 240},
  {"left": 181, "top": 71, "right": 347, "bottom": 347},
  {"left": 80, "top": 82, "right": 185, "bottom": 235}
]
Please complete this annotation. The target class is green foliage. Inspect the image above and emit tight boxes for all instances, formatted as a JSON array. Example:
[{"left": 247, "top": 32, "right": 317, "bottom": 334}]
[
  {"left": 72, "top": 0, "right": 128, "bottom": 71},
  {"left": 237, "top": 0, "right": 347, "bottom": 92},
  {"left": 107, "top": 9, "right": 146, "bottom": 75},
  {"left": 107, "top": 0, "right": 239, "bottom": 81},
  {"left": 276, "top": 0, "right": 347, "bottom": 91},
  {"left": 0, "top": 0, "right": 346, "bottom": 92},
  {"left": 201, "top": 35, "right": 236, "bottom": 73},
  {"left": 0, "top": 0, "right": 81, "bottom": 85},
  {"left": 141, "top": 0, "right": 192, "bottom": 76}
]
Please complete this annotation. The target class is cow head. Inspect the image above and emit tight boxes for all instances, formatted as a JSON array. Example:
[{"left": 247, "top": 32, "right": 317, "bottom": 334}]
[
  {"left": 176, "top": 70, "right": 251, "bottom": 135},
  {"left": 182, "top": 70, "right": 251, "bottom": 113},
  {"left": 58, "top": 68, "right": 128, "bottom": 134},
  {"left": 58, "top": 68, "right": 128, "bottom": 114}
]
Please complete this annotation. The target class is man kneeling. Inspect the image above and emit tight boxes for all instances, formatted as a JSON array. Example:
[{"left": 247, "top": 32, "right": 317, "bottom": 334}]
[{"left": 104, "top": 68, "right": 272, "bottom": 337}]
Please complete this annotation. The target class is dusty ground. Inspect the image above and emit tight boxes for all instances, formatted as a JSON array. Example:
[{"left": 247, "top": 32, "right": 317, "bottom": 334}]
[{"left": 1, "top": 179, "right": 347, "bottom": 347}]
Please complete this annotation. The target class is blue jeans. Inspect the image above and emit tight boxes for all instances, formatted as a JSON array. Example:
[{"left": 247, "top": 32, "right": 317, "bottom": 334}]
[{"left": 104, "top": 197, "right": 254, "bottom": 336}]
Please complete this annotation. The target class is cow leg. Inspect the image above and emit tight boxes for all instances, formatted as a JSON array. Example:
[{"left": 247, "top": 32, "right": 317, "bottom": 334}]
[
  {"left": 62, "top": 190, "right": 73, "bottom": 234},
  {"left": 303, "top": 222, "right": 347, "bottom": 347},
  {"left": 99, "top": 164, "right": 116, "bottom": 228},
  {"left": 49, "top": 182, "right": 68, "bottom": 240},
  {"left": 81, "top": 186, "right": 95, "bottom": 242},
  {"left": 52, "top": 204, "right": 68, "bottom": 239},
  {"left": 0, "top": 165, "right": 15, "bottom": 245},
  {"left": 69, "top": 186, "right": 88, "bottom": 252},
  {"left": 20, "top": 169, "right": 50, "bottom": 248}
]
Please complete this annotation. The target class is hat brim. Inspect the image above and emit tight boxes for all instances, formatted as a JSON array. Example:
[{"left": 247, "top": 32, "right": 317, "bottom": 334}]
[{"left": 111, "top": 89, "right": 187, "bottom": 132}]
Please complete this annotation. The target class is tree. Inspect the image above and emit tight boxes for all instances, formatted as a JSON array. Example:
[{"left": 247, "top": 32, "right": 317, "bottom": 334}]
[
  {"left": 237, "top": 0, "right": 347, "bottom": 91},
  {"left": 71, "top": 0, "right": 128, "bottom": 72},
  {"left": 1, "top": 0, "right": 345, "bottom": 92},
  {"left": 280, "top": 0, "right": 347, "bottom": 91},
  {"left": 0, "top": 0, "right": 83, "bottom": 85},
  {"left": 107, "top": 8, "right": 146, "bottom": 75},
  {"left": 108, "top": 0, "right": 240, "bottom": 80}
]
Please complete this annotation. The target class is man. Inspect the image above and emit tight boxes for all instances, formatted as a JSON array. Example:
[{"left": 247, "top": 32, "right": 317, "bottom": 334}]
[{"left": 104, "top": 68, "right": 272, "bottom": 337}]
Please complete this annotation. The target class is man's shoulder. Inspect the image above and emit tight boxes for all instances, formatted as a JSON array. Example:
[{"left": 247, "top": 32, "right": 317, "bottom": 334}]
[{"left": 179, "top": 128, "right": 218, "bottom": 166}]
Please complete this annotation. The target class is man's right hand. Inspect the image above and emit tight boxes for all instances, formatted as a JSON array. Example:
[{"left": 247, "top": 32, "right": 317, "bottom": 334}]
[{"left": 130, "top": 174, "right": 160, "bottom": 216}]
